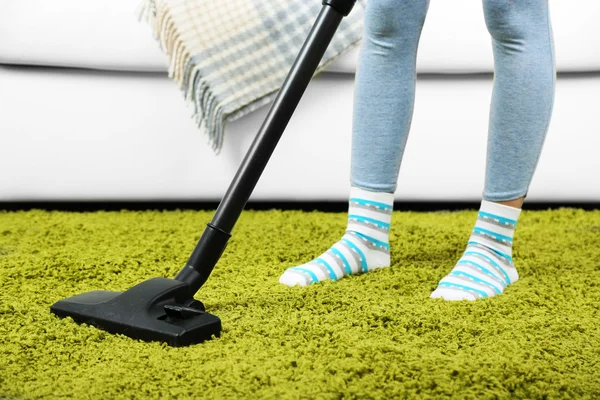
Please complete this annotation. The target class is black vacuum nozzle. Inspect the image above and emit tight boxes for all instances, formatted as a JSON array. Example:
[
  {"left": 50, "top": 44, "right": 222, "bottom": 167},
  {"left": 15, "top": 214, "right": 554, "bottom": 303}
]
[{"left": 50, "top": 278, "right": 221, "bottom": 347}]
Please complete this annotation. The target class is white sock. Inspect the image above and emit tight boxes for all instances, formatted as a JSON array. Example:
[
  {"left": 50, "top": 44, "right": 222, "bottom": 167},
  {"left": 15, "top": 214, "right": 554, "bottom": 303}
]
[
  {"left": 279, "top": 186, "right": 394, "bottom": 287},
  {"left": 430, "top": 199, "right": 521, "bottom": 300}
]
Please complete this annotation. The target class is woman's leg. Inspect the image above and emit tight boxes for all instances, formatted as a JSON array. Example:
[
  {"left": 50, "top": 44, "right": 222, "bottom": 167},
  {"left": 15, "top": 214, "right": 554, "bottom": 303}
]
[
  {"left": 483, "top": 0, "right": 556, "bottom": 202},
  {"left": 431, "top": 0, "right": 556, "bottom": 300},
  {"left": 351, "top": 0, "right": 430, "bottom": 192},
  {"left": 280, "top": 0, "right": 430, "bottom": 286}
]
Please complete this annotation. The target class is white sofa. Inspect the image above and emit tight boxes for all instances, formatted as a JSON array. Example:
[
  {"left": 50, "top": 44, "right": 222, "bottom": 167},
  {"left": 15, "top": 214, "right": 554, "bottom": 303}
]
[{"left": 1, "top": 0, "right": 599, "bottom": 203}]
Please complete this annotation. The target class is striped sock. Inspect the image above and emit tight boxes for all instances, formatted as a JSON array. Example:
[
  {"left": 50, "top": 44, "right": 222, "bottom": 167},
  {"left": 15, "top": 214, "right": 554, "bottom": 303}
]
[
  {"left": 279, "top": 186, "right": 394, "bottom": 287},
  {"left": 430, "top": 199, "right": 521, "bottom": 301}
]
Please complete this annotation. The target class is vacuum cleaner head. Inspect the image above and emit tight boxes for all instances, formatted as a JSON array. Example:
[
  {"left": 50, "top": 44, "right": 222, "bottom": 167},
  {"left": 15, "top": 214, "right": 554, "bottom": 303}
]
[{"left": 50, "top": 277, "right": 221, "bottom": 347}]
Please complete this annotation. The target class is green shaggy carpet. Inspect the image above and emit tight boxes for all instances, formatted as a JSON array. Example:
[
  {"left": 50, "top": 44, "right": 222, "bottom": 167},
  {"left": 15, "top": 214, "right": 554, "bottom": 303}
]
[{"left": 1, "top": 208, "right": 599, "bottom": 399}]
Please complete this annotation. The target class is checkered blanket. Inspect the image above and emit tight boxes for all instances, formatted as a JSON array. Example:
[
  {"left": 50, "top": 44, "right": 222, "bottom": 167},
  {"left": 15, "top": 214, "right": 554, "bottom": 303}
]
[{"left": 138, "top": 0, "right": 365, "bottom": 153}]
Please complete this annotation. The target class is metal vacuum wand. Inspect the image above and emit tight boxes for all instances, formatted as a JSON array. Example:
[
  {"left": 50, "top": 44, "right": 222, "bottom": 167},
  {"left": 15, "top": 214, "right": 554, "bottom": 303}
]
[{"left": 175, "top": 0, "right": 358, "bottom": 295}]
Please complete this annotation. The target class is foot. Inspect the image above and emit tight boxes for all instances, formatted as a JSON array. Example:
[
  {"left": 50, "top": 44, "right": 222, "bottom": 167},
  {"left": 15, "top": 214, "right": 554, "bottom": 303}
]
[
  {"left": 279, "top": 186, "right": 394, "bottom": 287},
  {"left": 430, "top": 199, "right": 521, "bottom": 300}
]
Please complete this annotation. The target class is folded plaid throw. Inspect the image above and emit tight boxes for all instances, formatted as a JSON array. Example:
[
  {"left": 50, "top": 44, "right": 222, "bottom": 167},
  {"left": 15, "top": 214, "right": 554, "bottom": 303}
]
[{"left": 139, "top": 0, "right": 365, "bottom": 153}]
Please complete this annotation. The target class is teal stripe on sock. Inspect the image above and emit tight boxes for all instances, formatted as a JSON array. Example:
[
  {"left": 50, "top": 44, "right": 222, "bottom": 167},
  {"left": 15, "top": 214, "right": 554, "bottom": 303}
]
[
  {"left": 290, "top": 267, "right": 319, "bottom": 284},
  {"left": 330, "top": 247, "right": 353, "bottom": 275},
  {"left": 464, "top": 251, "right": 511, "bottom": 285},
  {"left": 350, "top": 197, "right": 393, "bottom": 211},
  {"left": 438, "top": 282, "right": 489, "bottom": 298},
  {"left": 468, "top": 241, "right": 514, "bottom": 262},
  {"left": 352, "top": 231, "right": 390, "bottom": 251},
  {"left": 342, "top": 238, "right": 368, "bottom": 273},
  {"left": 315, "top": 258, "right": 338, "bottom": 280},
  {"left": 479, "top": 211, "right": 517, "bottom": 226},
  {"left": 457, "top": 260, "right": 505, "bottom": 288},
  {"left": 450, "top": 271, "right": 502, "bottom": 295},
  {"left": 348, "top": 214, "right": 390, "bottom": 230},
  {"left": 473, "top": 227, "right": 512, "bottom": 243}
]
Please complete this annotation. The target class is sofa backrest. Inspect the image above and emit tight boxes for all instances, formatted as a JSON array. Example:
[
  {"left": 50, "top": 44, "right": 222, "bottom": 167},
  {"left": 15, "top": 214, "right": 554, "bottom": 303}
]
[{"left": 0, "top": 0, "right": 598, "bottom": 74}]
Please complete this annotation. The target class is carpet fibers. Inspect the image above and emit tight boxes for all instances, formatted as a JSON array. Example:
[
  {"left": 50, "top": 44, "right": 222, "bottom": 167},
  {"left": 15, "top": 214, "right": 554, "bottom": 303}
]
[{"left": 1, "top": 208, "right": 599, "bottom": 399}]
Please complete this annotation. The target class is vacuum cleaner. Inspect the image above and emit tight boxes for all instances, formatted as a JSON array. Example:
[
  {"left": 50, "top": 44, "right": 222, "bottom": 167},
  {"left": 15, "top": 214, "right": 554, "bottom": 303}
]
[{"left": 50, "top": 0, "right": 358, "bottom": 347}]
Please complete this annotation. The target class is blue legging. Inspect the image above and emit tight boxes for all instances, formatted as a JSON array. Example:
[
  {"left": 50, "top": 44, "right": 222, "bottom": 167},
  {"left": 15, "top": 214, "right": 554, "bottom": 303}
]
[{"left": 350, "top": 0, "right": 556, "bottom": 201}]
